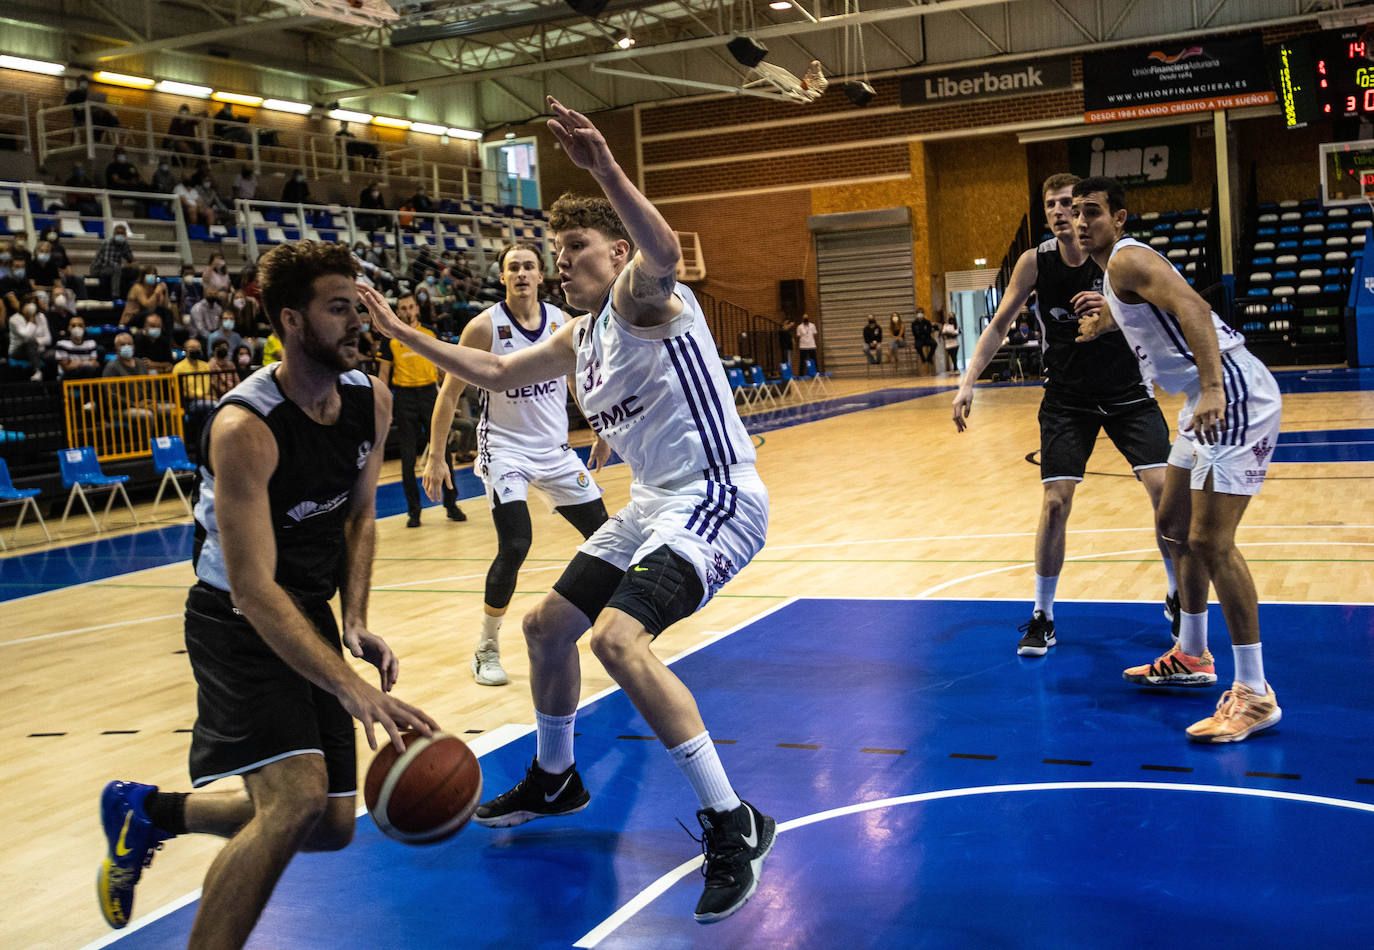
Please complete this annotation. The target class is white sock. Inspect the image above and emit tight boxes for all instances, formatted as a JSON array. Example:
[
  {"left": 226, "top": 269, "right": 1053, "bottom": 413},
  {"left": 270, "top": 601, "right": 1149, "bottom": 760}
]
[
  {"left": 535, "top": 711, "right": 576, "bottom": 775},
  {"left": 667, "top": 731, "right": 740, "bottom": 814},
  {"left": 1161, "top": 556, "right": 1177, "bottom": 598},
  {"left": 1179, "top": 610, "right": 1207, "bottom": 657},
  {"left": 1034, "top": 574, "right": 1058, "bottom": 620},
  {"left": 1232, "top": 643, "right": 1267, "bottom": 693},
  {"left": 478, "top": 613, "right": 502, "bottom": 653}
]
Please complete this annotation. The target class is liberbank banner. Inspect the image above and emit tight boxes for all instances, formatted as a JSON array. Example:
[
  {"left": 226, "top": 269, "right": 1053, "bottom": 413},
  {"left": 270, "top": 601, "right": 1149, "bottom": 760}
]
[
  {"left": 900, "top": 58, "right": 1073, "bottom": 108},
  {"left": 1083, "top": 33, "right": 1275, "bottom": 123}
]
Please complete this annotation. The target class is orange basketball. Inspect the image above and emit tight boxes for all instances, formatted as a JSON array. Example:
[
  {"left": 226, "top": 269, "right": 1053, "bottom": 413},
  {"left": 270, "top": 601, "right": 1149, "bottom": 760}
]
[{"left": 364, "top": 731, "right": 482, "bottom": 845}]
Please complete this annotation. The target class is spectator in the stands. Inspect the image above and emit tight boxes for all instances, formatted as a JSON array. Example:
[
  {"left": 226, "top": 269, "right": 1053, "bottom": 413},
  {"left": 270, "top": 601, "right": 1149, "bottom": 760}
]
[
  {"left": 229, "top": 288, "right": 266, "bottom": 338},
  {"left": 7, "top": 232, "right": 32, "bottom": 269},
  {"left": 8, "top": 297, "right": 51, "bottom": 381},
  {"left": 206, "top": 304, "right": 245, "bottom": 357},
  {"left": 232, "top": 165, "right": 257, "bottom": 201},
  {"left": 239, "top": 263, "right": 263, "bottom": 306},
  {"left": 65, "top": 75, "right": 120, "bottom": 143},
  {"left": 260, "top": 329, "right": 283, "bottom": 365},
  {"left": 174, "top": 174, "right": 215, "bottom": 226},
  {"left": 62, "top": 162, "right": 102, "bottom": 216},
  {"left": 134, "top": 313, "right": 174, "bottom": 372},
  {"left": 37, "top": 226, "right": 69, "bottom": 270},
  {"left": 213, "top": 102, "right": 251, "bottom": 146},
  {"left": 189, "top": 290, "right": 225, "bottom": 343},
  {"left": 409, "top": 183, "right": 435, "bottom": 215},
  {"left": 102, "top": 331, "right": 174, "bottom": 425},
  {"left": 65, "top": 161, "right": 95, "bottom": 190},
  {"left": 863, "top": 314, "right": 883, "bottom": 364},
  {"left": 105, "top": 150, "right": 144, "bottom": 191},
  {"left": 365, "top": 233, "right": 391, "bottom": 272},
  {"left": 171, "top": 263, "right": 202, "bottom": 318},
  {"left": 358, "top": 179, "right": 387, "bottom": 232},
  {"left": 1, "top": 251, "right": 33, "bottom": 309},
  {"left": 232, "top": 342, "right": 254, "bottom": 379},
  {"left": 48, "top": 282, "right": 79, "bottom": 325},
  {"left": 207, "top": 339, "right": 237, "bottom": 398},
  {"left": 102, "top": 331, "right": 149, "bottom": 377},
  {"left": 196, "top": 169, "right": 232, "bottom": 220},
  {"left": 165, "top": 104, "right": 203, "bottom": 161},
  {"left": 203, "top": 253, "right": 232, "bottom": 296},
  {"left": 150, "top": 158, "right": 178, "bottom": 196},
  {"left": 173, "top": 338, "right": 214, "bottom": 431},
  {"left": 280, "top": 168, "right": 311, "bottom": 204},
  {"left": 89, "top": 223, "right": 137, "bottom": 299},
  {"left": 55, "top": 315, "right": 102, "bottom": 379},
  {"left": 121, "top": 265, "right": 173, "bottom": 328}
]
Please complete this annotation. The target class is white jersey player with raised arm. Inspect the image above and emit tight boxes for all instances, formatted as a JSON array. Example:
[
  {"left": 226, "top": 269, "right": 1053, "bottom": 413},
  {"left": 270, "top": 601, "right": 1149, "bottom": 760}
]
[
  {"left": 1102, "top": 236, "right": 1282, "bottom": 494},
  {"left": 574, "top": 282, "right": 768, "bottom": 602},
  {"left": 477, "top": 299, "right": 601, "bottom": 509}
]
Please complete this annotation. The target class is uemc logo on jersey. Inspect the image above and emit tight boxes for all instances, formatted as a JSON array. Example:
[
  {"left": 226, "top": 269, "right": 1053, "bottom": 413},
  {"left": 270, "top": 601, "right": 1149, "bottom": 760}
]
[
  {"left": 587, "top": 395, "right": 644, "bottom": 435},
  {"left": 505, "top": 380, "right": 559, "bottom": 400},
  {"left": 287, "top": 490, "right": 350, "bottom": 523}
]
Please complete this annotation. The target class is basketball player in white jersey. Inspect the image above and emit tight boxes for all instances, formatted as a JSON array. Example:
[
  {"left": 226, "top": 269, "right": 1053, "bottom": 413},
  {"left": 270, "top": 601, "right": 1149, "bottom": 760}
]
[
  {"left": 420, "top": 242, "right": 608, "bottom": 687},
  {"left": 359, "top": 96, "right": 775, "bottom": 923},
  {"left": 1072, "top": 175, "right": 1283, "bottom": 743}
]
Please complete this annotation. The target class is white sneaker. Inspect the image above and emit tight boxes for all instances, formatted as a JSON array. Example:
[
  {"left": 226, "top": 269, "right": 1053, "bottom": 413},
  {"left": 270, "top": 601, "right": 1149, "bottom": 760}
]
[{"left": 472, "top": 648, "right": 508, "bottom": 686}]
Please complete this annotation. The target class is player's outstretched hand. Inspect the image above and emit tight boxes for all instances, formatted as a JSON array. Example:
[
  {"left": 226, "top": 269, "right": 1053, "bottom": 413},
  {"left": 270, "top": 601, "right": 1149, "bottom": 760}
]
[
  {"left": 421, "top": 451, "right": 453, "bottom": 503},
  {"left": 356, "top": 282, "right": 407, "bottom": 342},
  {"left": 338, "top": 677, "right": 438, "bottom": 753},
  {"left": 588, "top": 437, "right": 612, "bottom": 472},
  {"left": 547, "top": 97, "right": 614, "bottom": 175},
  {"left": 952, "top": 387, "right": 974, "bottom": 432}
]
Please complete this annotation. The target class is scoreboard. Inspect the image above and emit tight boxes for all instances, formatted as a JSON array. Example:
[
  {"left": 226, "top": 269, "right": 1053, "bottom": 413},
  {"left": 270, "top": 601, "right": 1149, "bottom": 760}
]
[{"left": 1272, "top": 25, "right": 1374, "bottom": 128}]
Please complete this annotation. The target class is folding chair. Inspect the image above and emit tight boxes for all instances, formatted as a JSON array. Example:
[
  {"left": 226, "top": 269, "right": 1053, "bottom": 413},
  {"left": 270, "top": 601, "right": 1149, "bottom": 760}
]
[
  {"left": 800, "top": 358, "right": 832, "bottom": 398},
  {"left": 150, "top": 435, "right": 197, "bottom": 518},
  {"left": 0, "top": 457, "right": 51, "bottom": 550},
  {"left": 727, "top": 367, "right": 758, "bottom": 408},
  {"left": 748, "top": 365, "right": 781, "bottom": 409},
  {"left": 56, "top": 447, "right": 138, "bottom": 532},
  {"left": 767, "top": 361, "right": 801, "bottom": 405}
]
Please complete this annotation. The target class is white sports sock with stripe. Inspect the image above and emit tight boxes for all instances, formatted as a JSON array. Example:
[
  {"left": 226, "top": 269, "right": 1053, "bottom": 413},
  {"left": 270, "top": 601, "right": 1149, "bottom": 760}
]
[{"left": 668, "top": 731, "right": 740, "bottom": 814}]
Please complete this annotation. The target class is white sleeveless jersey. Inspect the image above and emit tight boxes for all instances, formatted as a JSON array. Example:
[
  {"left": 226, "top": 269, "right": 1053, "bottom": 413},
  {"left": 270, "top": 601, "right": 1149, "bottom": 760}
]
[
  {"left": 1102, "top": 237, "right": 1247, "bottom": 395},
  {"left": 575, "top": 283, "right": 756, "bottom": 489},
  {"left": 478, "top": 301, "right": 570, "bottom": 463}
]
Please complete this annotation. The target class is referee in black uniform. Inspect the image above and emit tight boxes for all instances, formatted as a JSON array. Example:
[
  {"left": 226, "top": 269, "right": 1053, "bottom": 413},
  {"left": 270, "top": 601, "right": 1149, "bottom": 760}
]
[
  {"left": 95, "top": 242, "right": 438, "bottom": 944},
  {"left": 952, "top": 173, "right": 1176, "bottom": 657}
]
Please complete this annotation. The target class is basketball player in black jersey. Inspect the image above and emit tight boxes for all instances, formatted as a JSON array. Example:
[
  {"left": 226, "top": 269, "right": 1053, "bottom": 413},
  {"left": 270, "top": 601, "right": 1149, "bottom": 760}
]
[
  {"left": 96, "top": 241, "right": 438, "bottom": 947},
  {"left": 952, "top": 173, "right": 1175, "bottom": 656}
]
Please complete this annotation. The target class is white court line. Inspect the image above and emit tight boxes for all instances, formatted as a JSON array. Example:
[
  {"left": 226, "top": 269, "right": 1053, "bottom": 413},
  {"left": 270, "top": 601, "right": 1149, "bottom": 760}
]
[
  {"left": 573, "top": 781, "right": 1374, "bottom": 948},
  {"left": 0, "top": 612, "right": 184, "bottom": 648},
  {"left": 915, "top": 542, "right": 1374, "bottom": 600},
  {"left": 764, "top": 524, "right": 1374, "bottom": 552},
  {"left": 86, "top": 596, "right": 801, "bottom": 948},
  {"left": 370, "top": 563, "right": 562, "bottom": 591}
]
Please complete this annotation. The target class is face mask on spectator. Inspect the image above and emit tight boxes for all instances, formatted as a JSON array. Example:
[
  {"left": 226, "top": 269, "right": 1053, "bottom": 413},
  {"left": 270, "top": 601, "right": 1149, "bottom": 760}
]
[
  {"left": 145, "top": 274, "right": 157, "bottom": 284},
  {"left": 23, "top": 303, "right": 37, "bottom": 316},
  {"left": 159, "top": 163, "right": 169, "bottom": 172},
  {"left": 114, "top": 233, "right": 126, "bottom": 243},
  {"left": 117, "top": 153, "right": 127, "bottom": 162},
  {"left": 236, "top": 353, "right": 250, "bottom": 367},
  {"left": 37, "top": 253, "right": 50, "bottom": 264},
  {"left": 119, "top": 344, "right": 134, "bottom": 359},
  {"left": 0, "top": 253, "right": 10, "bottom": 262},
  {"left": 417, "top": 292, "right": 427, "bottom": 302},
  {"left": 70, "top": 326, "right": 84, "bottom": 340},
  {"left": 425, "top": 275, "right": 436, "bottom": 285},
  {"left": 43, "top": 231, "right": 57, "bottom": 242},
  {"left": 360, "top": 322, "right": 369, "bottom": 334},
  {"left": 14, "top": 268, "right": 25, "bottom": 279},
  {"left": 14, "top": 240, "right": 27, "bottom": 250},
  {"left": 294, "top": 173, "right": 304, "bottom": 182},
  {"left": 54, "top": 294, "right": 66, "bottom": 308},
  {"left": 233, "top": 298, "right": 245, "bottom": 310},
  {"left": 187, "top": 347, "right": 202, "bottom": 360},
  {"left": 147, "top": 327, "right": 162, "bottom": 339},
  {"left": 214, "top": 345, "right": 229, "bottom": 359},
  {"left": 222, "top": 318, "right": 234, "bottom": 330}
]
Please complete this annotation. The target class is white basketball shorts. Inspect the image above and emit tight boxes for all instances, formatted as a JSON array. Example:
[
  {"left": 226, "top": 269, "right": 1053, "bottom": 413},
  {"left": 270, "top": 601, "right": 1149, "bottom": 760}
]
[{"left": 1167, "top": 346, "right": 1282, "bottom": 496}]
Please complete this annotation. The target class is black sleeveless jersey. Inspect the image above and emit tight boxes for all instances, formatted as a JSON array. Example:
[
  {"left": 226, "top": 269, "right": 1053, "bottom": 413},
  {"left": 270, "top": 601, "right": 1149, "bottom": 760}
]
[
  {"left": 1033, "top": 237, "right": 1147, "bottom": 400},
  {"left": 192, "top": 365, "right": 376, "bottom": 603}
]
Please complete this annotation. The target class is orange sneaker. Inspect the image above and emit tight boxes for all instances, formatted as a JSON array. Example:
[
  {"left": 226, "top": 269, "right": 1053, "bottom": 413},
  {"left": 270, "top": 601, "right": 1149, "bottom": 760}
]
[
  {"left": 1123, "top": 645, "right": 1217, "bottom": 687},
  {"left": 1186, "top": 682, "right": 1281, "bottom": 743}
]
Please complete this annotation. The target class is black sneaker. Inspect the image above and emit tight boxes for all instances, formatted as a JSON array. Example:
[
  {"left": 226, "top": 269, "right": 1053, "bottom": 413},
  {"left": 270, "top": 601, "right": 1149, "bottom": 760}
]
[
  {"left": 1016, "top": 610, "right": 1056, "bottom": 657},
  {"left": 446, "top": 505, "right": 467, "bottom": 522},
  {"left": 1164, "top": 592, "right": 1181, "bottom": 643},
  {"left": 472, "top": 759, "right": 590, "bottom": 828},
  {"left": 406, "top": 512, "right": 421, "bottom": 528},
  {"left": 692, "top": 800, "right": 776, "bottom": 923}
]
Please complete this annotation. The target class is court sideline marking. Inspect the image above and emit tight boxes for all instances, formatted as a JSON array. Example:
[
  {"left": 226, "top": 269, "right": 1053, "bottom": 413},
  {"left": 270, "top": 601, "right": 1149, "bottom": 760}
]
[{"left": 573, "top": 781, "right": 1374, "bottom": 948}]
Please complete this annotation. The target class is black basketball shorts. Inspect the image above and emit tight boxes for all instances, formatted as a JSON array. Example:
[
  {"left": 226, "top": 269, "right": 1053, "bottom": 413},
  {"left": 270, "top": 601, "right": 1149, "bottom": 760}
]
[
  {"left": 1038, "top": 387, "right": 1171, "bottom": 482},
  {"left": 184, "top": 582, "right": 357, "bottom": 795}
]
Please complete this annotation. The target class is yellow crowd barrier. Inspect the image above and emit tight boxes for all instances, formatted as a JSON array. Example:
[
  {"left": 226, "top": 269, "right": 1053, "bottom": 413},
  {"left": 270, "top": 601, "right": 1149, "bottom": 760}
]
[{"left": 62, "top": 374, "right": 187, "bottom": 462}]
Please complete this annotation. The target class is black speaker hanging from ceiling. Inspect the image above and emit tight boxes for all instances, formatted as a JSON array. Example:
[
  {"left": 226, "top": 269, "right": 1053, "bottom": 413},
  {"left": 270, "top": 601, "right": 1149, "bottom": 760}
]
[
  {"left": 844, "top": 80, "right": 876, "bottom": 107},
  {"left": 564, "top": 0, "right": 611, "bottom": 18},
  {"left": 727, "top": 35, "right": 769, "bottom": 67}
]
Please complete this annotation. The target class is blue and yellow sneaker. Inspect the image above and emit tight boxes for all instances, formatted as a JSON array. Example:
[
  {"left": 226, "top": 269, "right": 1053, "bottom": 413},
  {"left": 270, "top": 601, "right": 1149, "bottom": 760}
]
[{"left": 98, "top": 781, "right": 173, "bottom": 929}]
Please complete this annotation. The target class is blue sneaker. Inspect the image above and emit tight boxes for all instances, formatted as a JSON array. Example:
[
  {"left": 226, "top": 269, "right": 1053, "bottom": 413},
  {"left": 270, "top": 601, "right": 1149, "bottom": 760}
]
[{"left": 98, "top": 781, "right": 173, "bottom": 929}]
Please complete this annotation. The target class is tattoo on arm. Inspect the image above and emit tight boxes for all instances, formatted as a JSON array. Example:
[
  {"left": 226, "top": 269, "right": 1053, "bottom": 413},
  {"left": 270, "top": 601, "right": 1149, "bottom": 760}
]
[{"left": 629, "top": 263, "right": 676, "bottom": 302}]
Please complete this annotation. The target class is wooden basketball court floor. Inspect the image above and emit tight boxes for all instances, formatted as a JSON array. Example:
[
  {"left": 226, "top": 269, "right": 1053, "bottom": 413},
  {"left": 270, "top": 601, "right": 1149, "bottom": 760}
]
[{"left": 2, "top": 368, "right": 1372, "bottom": 949}]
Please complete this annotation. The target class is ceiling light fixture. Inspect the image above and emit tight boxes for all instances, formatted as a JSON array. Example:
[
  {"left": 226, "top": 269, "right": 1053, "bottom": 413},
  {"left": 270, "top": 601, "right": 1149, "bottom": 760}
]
[
  {"left": 93, "top": 70, "right": 155, "bottom": 89},
  {"left": 329, "top": 108, "right": 374, "bottom": 123},
  {"left": 371, "top": 115, "right": 412, "bottom": 129},
  {"left": 262, "top": 98, "right": 313, "bottom": 114},
  {"left": 0, "top": 55, "right": 66, "bottom": 76},
  {"left": 616, "top": 34, "right": 636, "bottom": 49},
  {"left": 212, "top": 91, "right": 264, "bottom": 106},
  {"left": 155, "top": 80, "right": 212, "bottom": 98},
  {"left": 768, "top": 1, "right": 793, "bottom": 9},
  {"left": 447, "top": 127, "right": 483, "bottom": 140},
  {"left": 409, "top": 122, "right": 447, "bottom": 135}
]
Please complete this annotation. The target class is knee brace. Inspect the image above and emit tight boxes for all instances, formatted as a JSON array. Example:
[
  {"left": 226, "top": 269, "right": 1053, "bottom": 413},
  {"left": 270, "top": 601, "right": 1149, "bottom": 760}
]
[{"left": 485, "top": 499, "right": 532, "bottom": 609}]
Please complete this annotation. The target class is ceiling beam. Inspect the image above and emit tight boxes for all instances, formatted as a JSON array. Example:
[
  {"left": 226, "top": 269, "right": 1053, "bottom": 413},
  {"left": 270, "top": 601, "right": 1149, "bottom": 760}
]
[{"left": 89, "top": 14, "right": 322, "bottom": 61}]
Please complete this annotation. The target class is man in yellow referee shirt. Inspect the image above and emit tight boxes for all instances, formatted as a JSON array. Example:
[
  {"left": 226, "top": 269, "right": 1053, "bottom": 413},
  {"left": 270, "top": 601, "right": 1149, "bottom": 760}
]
[{"left": 379, "top": 292, "right": 464, "bottom": 527}]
